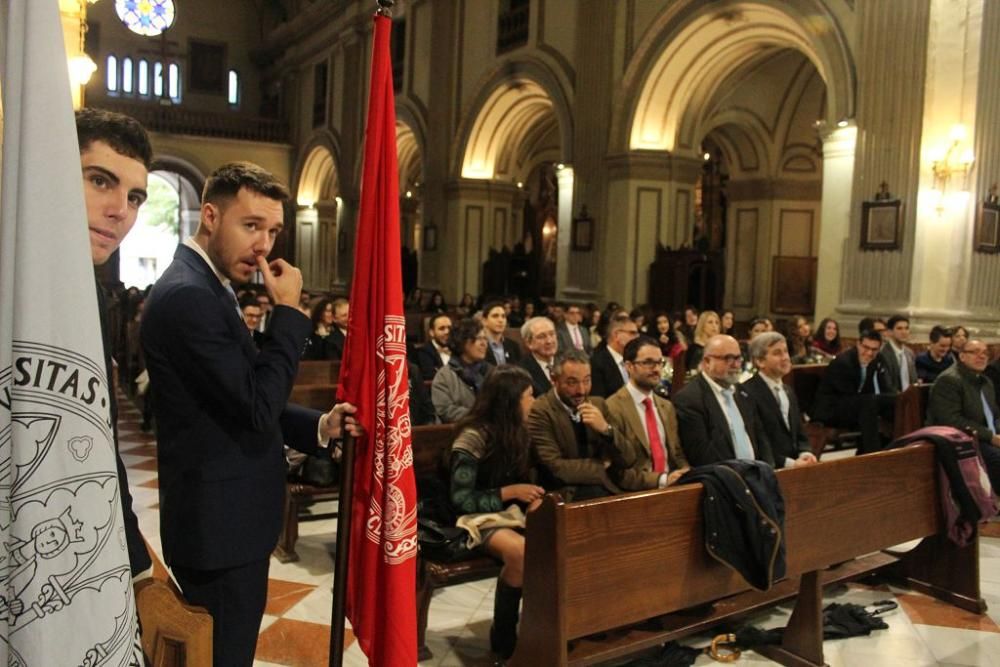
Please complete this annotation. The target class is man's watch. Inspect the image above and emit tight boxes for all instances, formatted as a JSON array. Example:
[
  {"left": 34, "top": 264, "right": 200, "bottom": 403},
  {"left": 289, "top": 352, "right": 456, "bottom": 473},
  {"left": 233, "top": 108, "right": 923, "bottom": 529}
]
[{"left": 603, "top": 424, "right": 614, "bottom": 437}]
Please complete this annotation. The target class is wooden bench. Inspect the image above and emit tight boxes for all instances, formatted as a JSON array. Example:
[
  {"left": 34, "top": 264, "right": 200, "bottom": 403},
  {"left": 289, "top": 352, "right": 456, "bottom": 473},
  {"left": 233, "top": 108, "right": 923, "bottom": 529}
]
[
  {"left": 787, "top": 363, "right": 859, "bottom": 456},
  {"left": 893, "top": 382, "right": 931, "bottom": 439},
  {"left": 295, "top": 360, "right": 340, "bottom": 385},
  {"left": 511, "top": 444, "right": 984, "bottom": 666},
  {"left": 135, "top": 578, "right": 213, "bottom": 666},
  {"left": 412, "top": 423, "right": 503, "bottom": 660}
]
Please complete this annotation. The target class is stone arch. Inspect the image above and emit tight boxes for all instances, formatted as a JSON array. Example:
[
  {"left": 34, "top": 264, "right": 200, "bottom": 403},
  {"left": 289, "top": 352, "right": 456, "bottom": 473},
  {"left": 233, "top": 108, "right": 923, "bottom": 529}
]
[
  {"left": 614, "top": 0, "right": 854, "bottom": 155},
  {"left": 293, "top": 131, "right": 342, "bottom": 206},
  {"left": 396, "top": 121, "right": 423, "bottom": 193},
  {"left": 455, "top": 57, "right": 573, "bottom": 180}
]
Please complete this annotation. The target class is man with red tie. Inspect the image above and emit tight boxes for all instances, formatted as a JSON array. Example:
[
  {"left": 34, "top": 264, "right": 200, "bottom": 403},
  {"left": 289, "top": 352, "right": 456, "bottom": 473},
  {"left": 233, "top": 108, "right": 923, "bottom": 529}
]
[{"left": 605, "top": 336, "right": 690, "bottom": 490}]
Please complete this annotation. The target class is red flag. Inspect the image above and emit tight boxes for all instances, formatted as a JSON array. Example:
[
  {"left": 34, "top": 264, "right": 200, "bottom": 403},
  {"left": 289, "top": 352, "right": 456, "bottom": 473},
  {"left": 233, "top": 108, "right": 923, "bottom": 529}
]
[{"left": 336, "top": 13, "right": 418, "bottom": 666}]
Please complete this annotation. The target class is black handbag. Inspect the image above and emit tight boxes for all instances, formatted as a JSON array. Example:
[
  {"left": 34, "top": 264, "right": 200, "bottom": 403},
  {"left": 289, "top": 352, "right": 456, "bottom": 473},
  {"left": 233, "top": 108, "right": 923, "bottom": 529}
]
[
  {"left": 417, "top": 516, "right": 472, "bottom": 563},
  {"left": 300, "top": 451, "right": 339, "bottom": 487}
]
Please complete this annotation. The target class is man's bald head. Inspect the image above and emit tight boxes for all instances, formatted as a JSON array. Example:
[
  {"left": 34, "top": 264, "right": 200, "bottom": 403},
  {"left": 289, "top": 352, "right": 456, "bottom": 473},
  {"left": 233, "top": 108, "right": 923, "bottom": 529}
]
[{"left": 701, "top": 334, "right": 743, "bottom": 387}]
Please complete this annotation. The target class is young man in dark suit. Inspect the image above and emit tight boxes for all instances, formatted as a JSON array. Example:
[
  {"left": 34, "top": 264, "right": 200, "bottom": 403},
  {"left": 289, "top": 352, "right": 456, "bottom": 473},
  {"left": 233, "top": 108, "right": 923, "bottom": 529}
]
[
  {"left": 673, "top": 334, "right": 774, "bottom": 467},
  {"left": 141, "top": 163, "right": 358, "bottom": 665},
  {"left": 414, "top": 312, "right": 452, "bottom": 378},
  {"left": 742, "top": 332, "right": 817, "bottom": 468},
  {"left": 811, "top": 330, "right": 895, "bottom": 455},
  {"left": 77, "top": 108, "right": 153, "bottom": 578}
]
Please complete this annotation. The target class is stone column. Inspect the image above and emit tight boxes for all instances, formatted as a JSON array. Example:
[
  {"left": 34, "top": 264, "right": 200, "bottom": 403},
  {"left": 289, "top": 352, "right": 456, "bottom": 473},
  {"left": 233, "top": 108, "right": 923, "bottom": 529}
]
[
  {"left": 555, "top": 165, "right": 575, "bottom": 300},
  {"left": 814, "top": 122, "right": 858, "bottom": 321}
]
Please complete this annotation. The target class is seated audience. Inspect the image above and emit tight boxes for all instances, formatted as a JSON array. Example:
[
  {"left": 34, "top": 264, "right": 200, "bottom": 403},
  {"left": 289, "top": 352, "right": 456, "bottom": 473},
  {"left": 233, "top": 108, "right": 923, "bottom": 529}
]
[
  {"left": 673, "top": 334, "right": 774, "bottom": 467},
  {"left": 588, "top": 306, "right": 603, "bottom": 349},
  {"left": 527, "top": 350, "right": 623, "bottom": 500},
  {"left": 742, "top": 332, "right": 818, "bottom": 468},
  {"left": 785, "top": 315, "right": 813, "bottom": 364},
  {"left": 455, "top": 292, "right": 475, "bottom": 317},
  {"left": 590, "top": 312, "right": 640, "bottom": 398},
  {"left": 880, "top": 314, "right": 917, "bottom": 392},
  {"left": 414, "top": 313, "right": 452, "bottom": 379},
  {"left": 605, "top": 336, "right": 690, "bottom": 490},
  {"left": 427, "top": 290, "right": 447, "bottom": 314},
  {"left": 951, "top": 325, "right": 970, "bottom": 360},
  {"left": 327, "top": 297, "right": 349, "bottom": 360},
  {"left": 915, "top": 325, "right": 955, "bottom": 384},
  {"left": 679, "top": 305, "right": 699, "bottom": 345},
  {"left": 556, "top": 302, "right": 592, "bottom": 356},
  {"left": 239, "top": 296, "right": 264, "bottom": 349},
  {"left": 811, "top": 330, "right": 895, "bottom": 455},
  {"left": 448, "top": 366, "right": 545, "bottom": 661},
  {"left": 653, "top": 311, "right": 686, "bottom": 363},
  {"left": 518, "top": 316, "right": 559, "bottom": 398},
  {"left": 302, "top": 297, "right": 337, "bottom": 360},
  {"left": 858, "top": 316, "right": 887, "bottom": 338},
  {"left": 404, "top": 287, "right": 424, "bottom": 311},
  {"left": 811, "top": 317, "right": 842, "bottom": 358},
  {"left": 407, "top": 362, "right": 437, "bottom": 426},
  {"left": 926, "top": 339, "right": 1000, "bottom": 492},
  {"left": 431, "top": 318, "right": 490, "bottom": 423},
  {"left": 748, "top": 317, "right": 771, "bottom": 340},
  {"left": 482, "top": 299, "right": 522, "bottom": 366},
  {"left": 629, "top": 306, "right": 647, "bottom": 332},
  {"left": 684, "top": 310, "right": 721, "bottom": 370},
  {"left": 720, "top": 310, "right": 736, "bottom": 336},
  {"left": 254, "top": 290, "right": 273, "bottom": 333}
]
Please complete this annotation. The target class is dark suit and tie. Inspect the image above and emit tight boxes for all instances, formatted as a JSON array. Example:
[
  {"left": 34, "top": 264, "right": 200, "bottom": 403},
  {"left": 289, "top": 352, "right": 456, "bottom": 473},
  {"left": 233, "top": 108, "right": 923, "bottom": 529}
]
[
  {"left": 742, "top": 373, "right": 811, "bottom": 468},
  {"left": 142, "top": 244, "right": 325, "bottom": 664},
  {"left": 414, "top": 341, "right": 448, "bottom": 379},
  {"left": 812, "top": 345, "right": 895, "bottom": 455},
  {"left": 672, "top": 373, "right": 774, "bottom": 467},
  {"left": 590, "top": 346, "right": 627, "bottom": 398},
  {"left": 556, "top": 321, "right": 592, "bottom": 356},
  {"left": 880, "top": 341, "right": 918, "bottom": 393},
  {"left": 519, "top": 355, "right": 553, "bottom": 398}
]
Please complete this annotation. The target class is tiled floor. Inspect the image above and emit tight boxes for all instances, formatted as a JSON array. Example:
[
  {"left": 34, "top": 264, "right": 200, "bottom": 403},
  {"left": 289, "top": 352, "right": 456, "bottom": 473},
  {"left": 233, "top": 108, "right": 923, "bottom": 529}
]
[{"left": 118, "top": 397, "right": 1000, "bottom": 666}]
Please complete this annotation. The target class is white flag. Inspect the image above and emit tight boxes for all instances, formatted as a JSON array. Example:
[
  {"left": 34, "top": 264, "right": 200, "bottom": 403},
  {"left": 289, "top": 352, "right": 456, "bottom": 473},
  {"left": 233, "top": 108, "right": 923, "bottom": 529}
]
[{"left": 0, "top": 1, "right": 143, "bottom": 664}]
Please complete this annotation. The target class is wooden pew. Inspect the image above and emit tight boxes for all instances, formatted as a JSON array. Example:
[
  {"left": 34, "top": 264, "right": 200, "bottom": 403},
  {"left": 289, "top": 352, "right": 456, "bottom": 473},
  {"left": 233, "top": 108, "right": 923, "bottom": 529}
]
[
  {"left": 893, "top": 382, "right": 931, "bottom": 439},
  {"left": 295, "top": 360, "right": 340, "bottom": 385},
  {"left": 412, "top": 423, "right": 504, "bottom": 660},
  {"left": 786, "top": 363, "right": 858, "bottom": 456},
  {"left": 511, "top": 444, "right": 984, "bottom": 666},
  {"left": 135, "top": 578, "right": 213, "bottom": 666}
]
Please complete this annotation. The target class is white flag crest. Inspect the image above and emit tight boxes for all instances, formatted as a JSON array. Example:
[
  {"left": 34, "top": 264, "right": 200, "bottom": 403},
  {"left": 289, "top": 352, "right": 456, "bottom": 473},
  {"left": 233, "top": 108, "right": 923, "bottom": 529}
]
[{"left": 0, "top": 1, "right": 143, "bottom": 664}]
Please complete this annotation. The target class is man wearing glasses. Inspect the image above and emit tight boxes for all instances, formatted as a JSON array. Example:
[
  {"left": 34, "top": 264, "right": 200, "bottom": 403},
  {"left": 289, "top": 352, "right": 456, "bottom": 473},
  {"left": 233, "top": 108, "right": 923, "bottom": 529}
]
[
  {"left": 673, "top": 335, "right": 774, "bottom": 467},
  {"left": 927, "top": 339, "right": 1000, "bottom": 491},
  {"left": 812, "top": 329, "right": 894, "bottom": 455},
  {"left": 605, "top": 336, "right": 690, "bottom": 490}
]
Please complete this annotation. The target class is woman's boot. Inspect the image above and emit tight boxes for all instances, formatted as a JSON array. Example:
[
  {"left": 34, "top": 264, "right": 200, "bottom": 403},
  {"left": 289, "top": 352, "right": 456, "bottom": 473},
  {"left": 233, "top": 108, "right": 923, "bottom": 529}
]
[{"left": 489, "top": 578, "right": 522, "bottom": 660}]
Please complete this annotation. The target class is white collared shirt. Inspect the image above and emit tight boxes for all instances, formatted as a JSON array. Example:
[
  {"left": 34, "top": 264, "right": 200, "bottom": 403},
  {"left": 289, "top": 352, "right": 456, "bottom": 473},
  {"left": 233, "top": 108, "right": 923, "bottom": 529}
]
[
  {"left": 432, "top": 340, "right": 451, "bottom": 367},
  {"left": 760, "top": 373, "right": 796, "bottom": 467},
  {"left": 703, "top": 374, "right": 737, "bottom": 430},
  {"left": 608, "top": 346, "right": 627, "bottom": 381},
  {"left": 183, "top": 237, "right": 231, "bottom": 289},
  {"left": 533, "top": 354, "right": 554, "bottom": 382}
]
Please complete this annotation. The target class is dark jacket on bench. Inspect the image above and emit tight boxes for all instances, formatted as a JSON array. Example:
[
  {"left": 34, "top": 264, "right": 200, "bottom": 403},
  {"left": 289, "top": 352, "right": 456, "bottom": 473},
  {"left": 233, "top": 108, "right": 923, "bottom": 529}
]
[{"left": 679, "top": 460, "right": 786, "bottom": 591}]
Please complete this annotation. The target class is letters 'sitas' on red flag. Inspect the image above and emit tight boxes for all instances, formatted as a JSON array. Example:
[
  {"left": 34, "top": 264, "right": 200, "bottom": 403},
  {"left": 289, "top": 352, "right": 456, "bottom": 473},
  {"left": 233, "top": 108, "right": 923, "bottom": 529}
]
[{"left": 336, "top": 12, "right": 419, "bottom": 667}]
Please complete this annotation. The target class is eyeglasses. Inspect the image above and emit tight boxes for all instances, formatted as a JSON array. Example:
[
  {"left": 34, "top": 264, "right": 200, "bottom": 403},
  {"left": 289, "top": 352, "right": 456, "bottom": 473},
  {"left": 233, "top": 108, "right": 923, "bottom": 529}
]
[
  {"left": 859, "top": 344, "right": 881, "bottom": 354},
  {"left": 962, "top": 348, "right": 988, "bottom": 357},
  {"left": 630, "top": 358, "right": 667, "bottom": 369},
  {"left": 619, "top": 329, "right": 640, "bottom": 337},
  {"left": 706, "top": 354, "right": 743, "bottom": 364}
]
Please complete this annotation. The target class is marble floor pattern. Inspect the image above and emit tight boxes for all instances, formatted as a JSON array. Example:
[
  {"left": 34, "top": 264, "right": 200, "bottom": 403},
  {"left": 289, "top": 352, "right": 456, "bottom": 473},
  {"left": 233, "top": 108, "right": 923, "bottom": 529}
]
[{"left": 117, "top": 396, "right": 1000, "bottom": 666}]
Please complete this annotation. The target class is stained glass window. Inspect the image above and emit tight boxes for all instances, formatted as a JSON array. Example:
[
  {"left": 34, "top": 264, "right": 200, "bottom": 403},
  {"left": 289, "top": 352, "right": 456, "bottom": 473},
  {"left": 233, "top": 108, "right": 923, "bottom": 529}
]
[{"left": 115, "top": 0, "right": 176, "bottom": 37}]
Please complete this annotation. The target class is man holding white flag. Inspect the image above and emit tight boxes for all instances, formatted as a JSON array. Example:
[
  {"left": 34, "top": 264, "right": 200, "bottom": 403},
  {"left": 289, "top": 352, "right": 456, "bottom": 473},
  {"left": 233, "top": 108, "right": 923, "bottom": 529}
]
[{"left": 1, "top": 0, "right": 144, "bottom": 663}]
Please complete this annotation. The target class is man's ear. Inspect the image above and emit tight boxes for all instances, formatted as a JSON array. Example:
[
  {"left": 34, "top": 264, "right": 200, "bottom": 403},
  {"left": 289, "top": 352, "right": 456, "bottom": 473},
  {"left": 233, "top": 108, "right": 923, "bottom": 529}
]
[{"left": 201, "top": 202, "right": 219, "bottom": 233}]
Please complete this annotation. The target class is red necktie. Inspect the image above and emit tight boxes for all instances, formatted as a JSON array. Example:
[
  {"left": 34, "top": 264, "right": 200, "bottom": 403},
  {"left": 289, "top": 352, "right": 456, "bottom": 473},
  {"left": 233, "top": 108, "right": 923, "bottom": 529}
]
[{"left": 643, "top": 397, "right": 666, "bottom": 473}]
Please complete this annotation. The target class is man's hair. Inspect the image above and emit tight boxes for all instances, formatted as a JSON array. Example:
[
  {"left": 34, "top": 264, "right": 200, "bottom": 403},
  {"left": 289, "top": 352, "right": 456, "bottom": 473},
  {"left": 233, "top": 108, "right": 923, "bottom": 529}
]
[
  {"left": 859, "top": 329, "right": 884, "bottom": 345},
  {"left": 550, "top": 349, "right": 590, "bottom": 377},
  {"left": 331, "top": 297, "right": 349, "bottom": 311},
  {"left": 749, "top": 317, "right": 769, "bottom": 330},
  {"left": 76, "top": 108, "right": 153, "bottom": 169},
  {"left": 482, "top": 299, "right": 506, "bottom": 317},
  {"left": 520, "top": 316, "right": 553, "bottom": 343},
  {"left": 858, "top": 316, "right": 885, "bottom": 335},
  {"left": 427, "top": 313, "right": 451, "bottom": 331},
  {"left": 749, "top": 331, "right": 786, "bottom": 361},
  {"left": 607, "top": 311, "right": 633, "bottom": 336},
  {"left": 448, "top": 317, "right": 483, "bottom": 357},
  {"left": 238, "top": 295, "right": 261, "bottom": 310},
  {"left": 886, "top": 314, "right": 909, "bottom": 330},
  {"left": 202, "top": 161, "right": 290, "bottom": 209},
  {"left": 623, "top": 335, "right": 660, "bottom": 363},
  {"left": 929, "top": 325, "right": 953, "bottom": 343}
]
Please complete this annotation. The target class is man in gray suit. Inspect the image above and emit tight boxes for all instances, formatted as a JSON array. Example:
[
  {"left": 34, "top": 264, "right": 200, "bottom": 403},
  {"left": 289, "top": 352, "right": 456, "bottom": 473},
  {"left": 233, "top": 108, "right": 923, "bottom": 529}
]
[{"left": 880, "top": 314, "right": 918, "bottom": 393}]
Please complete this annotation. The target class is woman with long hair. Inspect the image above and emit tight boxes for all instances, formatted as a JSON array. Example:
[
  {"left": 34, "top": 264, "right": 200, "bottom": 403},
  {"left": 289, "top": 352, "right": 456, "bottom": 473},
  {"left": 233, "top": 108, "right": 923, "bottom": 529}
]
[
  {"left": 811, "top": 317, "right": 842, "bottom": 358},
  {"left": 786, "top": 315, "right": 813, "bottom": 363},
  {"left": 951, "top": 325, "right": 970, "bottom": 360},
  {"left": 449, "top": 365, "right": 544, "bottom": 661},
  {"left": 684, "top": 310, "right": 720, "bottom": 369},
  {"left": 428, "top": 290, "right": 448, "bottom": 314},
  {"left": 720, "top": 310, "right": 736, "bottom": 336},
  {"left": 653, "top": 311, "right": 686, "bottom": 362},
  {"left": 302, "top": 297, "right": 336, "bottom": 360}
]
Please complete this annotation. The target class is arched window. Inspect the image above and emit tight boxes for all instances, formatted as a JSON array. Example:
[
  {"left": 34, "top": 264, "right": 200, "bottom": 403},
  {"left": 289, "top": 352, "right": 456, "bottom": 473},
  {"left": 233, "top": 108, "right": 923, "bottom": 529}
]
[
  {"left": 106, "top": 55, "right": 118, "bottom": 92},
  {"left": 153, "top": 62, "right": 163, "bottom": 97},
  {"left": 121, "top": 57, "right": 134, "bottom": 94},
  {"left": 137, "top": 59, "right": 149, "bottom": 95},
  {"left": 168, "top": 63, "right": 180, "bottom": 101},
  {"left": 227, "top": 70, "right": 240, "bottom": 107}
]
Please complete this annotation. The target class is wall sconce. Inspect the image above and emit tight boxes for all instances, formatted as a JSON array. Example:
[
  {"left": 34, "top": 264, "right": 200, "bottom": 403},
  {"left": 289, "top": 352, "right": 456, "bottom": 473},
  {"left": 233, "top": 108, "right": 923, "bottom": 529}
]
[
  {"left": 68, "top": 54, "right": 98, "bottom": 86},
  {"left": 931, "top": 124, "right": 975, "bottom": 195}
]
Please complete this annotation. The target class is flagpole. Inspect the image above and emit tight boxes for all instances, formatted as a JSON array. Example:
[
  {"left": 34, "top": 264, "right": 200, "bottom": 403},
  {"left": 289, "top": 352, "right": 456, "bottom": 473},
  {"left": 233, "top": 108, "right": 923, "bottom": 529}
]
[
  {"left": 328, "top": 4, "right": 395, "bottom": 663},
  {"left": 329, "top": 432, "right": 357, "bottom": 667}
]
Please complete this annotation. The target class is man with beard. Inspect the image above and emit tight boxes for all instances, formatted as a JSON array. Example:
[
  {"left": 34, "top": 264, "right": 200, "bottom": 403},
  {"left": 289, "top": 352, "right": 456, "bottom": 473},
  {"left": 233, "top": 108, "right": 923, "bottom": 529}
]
[
  {"left": 527, "top": 349, "right": 624, "bottom": 499},
  {"left": 673, "top": 335, "right": 774, "bottom": 467},
  {"left": 604, "top": 336, "right": 690, "bottom": 490}
]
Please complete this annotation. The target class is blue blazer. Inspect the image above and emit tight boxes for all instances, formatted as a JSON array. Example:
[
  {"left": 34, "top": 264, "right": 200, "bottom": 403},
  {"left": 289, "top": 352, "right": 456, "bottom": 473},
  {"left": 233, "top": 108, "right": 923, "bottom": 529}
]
[{"left": 142, "top": 245, "right": 322, "bottom": 570}]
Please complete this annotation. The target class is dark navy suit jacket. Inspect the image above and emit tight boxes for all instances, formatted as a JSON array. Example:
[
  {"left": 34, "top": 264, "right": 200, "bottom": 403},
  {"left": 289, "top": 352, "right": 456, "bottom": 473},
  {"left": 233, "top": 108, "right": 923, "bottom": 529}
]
[{"left": 142, "top": 245, "right": 321, "bottom": 570}]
